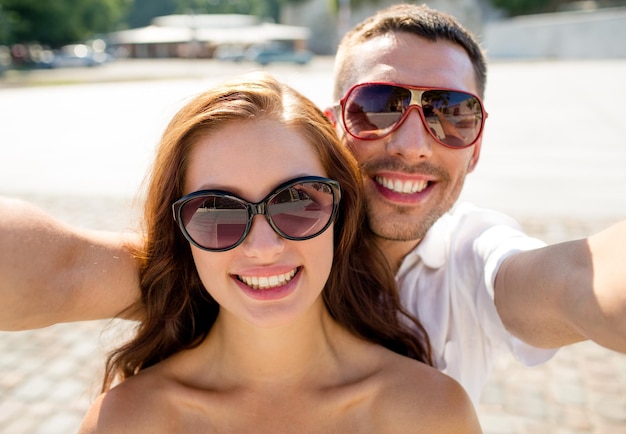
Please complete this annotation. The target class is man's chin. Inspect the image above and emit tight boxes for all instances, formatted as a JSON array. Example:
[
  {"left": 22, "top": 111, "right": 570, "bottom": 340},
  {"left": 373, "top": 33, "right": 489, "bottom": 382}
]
[
  {"left": 368, "top": 219, "right": 426, "bottom": 242},
  {"left": 367, "top": 210, "right": 443, "bottom": 243}
]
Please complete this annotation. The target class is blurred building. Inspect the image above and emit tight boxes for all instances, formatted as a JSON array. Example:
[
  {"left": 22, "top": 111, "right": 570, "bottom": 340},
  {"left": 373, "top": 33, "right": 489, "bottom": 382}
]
[
  {"left": 484, "top": 6, "right": 626, "bottom": 59},
  {"left": 282, "top": 0, "right": 487, "bottom": 55},
  {"left": 108, "top": 1, "right": 486, "bottom": 58},
  {"left": 108, "top": 1, "right": 626, "bottom": 60},
  {"left": 108, "top": 14, "right": 311, "bottom": 58}
]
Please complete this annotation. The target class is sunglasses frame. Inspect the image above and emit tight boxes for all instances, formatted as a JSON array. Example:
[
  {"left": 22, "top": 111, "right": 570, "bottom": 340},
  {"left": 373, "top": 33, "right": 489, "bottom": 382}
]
[
  {"left": 337, "top": 82, "right": 488, "bottom": 149},
  {"left": 172, "top": 176, "right": 342, "bottom": 252}
]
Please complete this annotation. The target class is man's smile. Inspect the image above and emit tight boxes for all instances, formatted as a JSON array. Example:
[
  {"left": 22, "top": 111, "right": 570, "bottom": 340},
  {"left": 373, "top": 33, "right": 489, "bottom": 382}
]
[{"left": 374, "top": 175, "right": 429, "bottom": 194}]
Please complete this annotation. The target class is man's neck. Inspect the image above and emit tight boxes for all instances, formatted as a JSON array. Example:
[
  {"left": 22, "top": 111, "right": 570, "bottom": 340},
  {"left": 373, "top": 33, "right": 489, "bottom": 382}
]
[{"left": 376, "top": 237, "right": 421, "bottom": 274}]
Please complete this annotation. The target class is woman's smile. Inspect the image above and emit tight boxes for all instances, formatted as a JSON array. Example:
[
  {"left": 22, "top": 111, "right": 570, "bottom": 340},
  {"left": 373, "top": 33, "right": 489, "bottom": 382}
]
[
  {"left": 232, "top": 266, "right": 302, "bottom": 301},
  {"left": 236, "top": 267, "right": 299, "bottom": 290}
]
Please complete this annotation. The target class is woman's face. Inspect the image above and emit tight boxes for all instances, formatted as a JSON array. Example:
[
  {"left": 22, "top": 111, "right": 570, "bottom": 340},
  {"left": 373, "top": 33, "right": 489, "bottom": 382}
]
[{"left": 183, "top": 118, "right": 335, "bottom": 329}]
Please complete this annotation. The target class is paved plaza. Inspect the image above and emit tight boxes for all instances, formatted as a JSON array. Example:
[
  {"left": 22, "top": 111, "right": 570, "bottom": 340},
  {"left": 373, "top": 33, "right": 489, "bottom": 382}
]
[{"left": 1, "top": 57, "right": 625, "bottom": 433}]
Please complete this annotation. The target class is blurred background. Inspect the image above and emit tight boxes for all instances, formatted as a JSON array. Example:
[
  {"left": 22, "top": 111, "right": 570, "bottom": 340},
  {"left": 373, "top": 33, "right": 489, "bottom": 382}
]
[
  {"left": 1, "top": 0, "right": 626, "bottom": 433},
  {"left": 1, "top": 0, "right": 626, "bottom": 72}
]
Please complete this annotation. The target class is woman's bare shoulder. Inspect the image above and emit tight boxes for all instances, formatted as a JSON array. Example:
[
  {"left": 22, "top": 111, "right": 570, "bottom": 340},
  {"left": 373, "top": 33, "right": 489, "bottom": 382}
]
[
  {"left": 79, "top": 372, "right": 175, "bottom": 433},
  {"left": 372, "top": 354, "right": 482, "bottom": 433}
]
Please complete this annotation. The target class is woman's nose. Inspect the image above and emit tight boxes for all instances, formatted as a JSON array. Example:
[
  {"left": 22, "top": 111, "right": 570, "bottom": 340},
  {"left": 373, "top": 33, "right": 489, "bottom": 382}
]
[{"left": 241, "top": 215, "right": 285, "bottom": 257}]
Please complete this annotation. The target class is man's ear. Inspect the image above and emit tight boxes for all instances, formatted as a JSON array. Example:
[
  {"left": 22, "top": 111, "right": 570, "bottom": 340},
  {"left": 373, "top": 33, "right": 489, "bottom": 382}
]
[
  {"left": 467, "top": 139, "right": 482, "bottom": 173},
  {"left": 324, "top": 107, "right": 337, "bottom": 127}
]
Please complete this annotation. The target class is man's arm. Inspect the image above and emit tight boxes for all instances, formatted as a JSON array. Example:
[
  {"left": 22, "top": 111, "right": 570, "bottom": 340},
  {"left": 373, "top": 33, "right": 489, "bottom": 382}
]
[
  {"left": 494, "top": 219, "right": 626, "bottom": 352},
  {"left": 0, "top": 197, "right": 141, "bottom": 331}
]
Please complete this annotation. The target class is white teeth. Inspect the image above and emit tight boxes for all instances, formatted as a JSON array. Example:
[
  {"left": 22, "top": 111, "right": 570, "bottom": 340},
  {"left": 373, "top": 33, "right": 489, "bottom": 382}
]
[
  {"left": 376, "top": 176, "right": 428, "bottom": 194},
  {"left": 239, "top": 269, "right": 297, "bottom": 290}
]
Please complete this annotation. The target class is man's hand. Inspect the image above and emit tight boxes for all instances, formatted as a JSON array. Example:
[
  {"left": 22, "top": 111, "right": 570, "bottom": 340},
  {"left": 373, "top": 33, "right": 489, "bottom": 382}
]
[{"left": 495, "top": 219, "right": 626, "bottom": 353}]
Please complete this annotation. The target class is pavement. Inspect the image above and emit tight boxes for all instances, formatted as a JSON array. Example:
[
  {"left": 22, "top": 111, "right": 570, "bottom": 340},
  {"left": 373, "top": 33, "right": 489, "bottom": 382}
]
[{"left": 1, "top": 57, "right": 625, "bottom": 433}]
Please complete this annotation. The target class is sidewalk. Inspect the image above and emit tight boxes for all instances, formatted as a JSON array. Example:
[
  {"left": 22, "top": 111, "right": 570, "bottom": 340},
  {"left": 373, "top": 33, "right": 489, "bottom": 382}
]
[{"left": 1, "top": 58, "right": 625, "bottom": 433}]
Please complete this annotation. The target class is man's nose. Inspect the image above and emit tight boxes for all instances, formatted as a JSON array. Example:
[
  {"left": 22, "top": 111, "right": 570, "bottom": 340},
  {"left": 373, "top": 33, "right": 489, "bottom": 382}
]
[{"left": 385, "top": 107, "right": 433, "bottom": 160}]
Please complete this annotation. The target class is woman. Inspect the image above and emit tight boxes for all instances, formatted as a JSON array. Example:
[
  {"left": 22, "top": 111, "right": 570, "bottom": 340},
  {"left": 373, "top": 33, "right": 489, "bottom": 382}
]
[{"left": 80, "top": 73, "right": 481, "bottom": 433}]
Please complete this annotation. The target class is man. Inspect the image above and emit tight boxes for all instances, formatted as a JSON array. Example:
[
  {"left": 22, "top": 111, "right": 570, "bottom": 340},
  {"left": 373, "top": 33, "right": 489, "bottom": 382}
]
[
  {"left": 322, "top": 4, "right": 626, "bottom": 404},
  {"left": 1, "top": 4, "right": 625, "bottom": 406}
]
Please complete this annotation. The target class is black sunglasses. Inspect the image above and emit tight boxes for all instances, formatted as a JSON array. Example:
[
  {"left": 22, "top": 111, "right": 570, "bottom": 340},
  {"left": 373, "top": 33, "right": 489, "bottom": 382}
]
[
  {"left": 172, "top": 176, "right": 341, "bottom": 252},
  {"left": 337, "top": 82, "right": 487, "bottom": 148}
]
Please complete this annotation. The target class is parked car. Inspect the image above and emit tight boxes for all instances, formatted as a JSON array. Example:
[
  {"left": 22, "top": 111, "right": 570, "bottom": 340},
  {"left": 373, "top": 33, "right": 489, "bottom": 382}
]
[
  {"left": 38, "top": 44, "right": 111, "bottom": 69},
  {"left": 214, "top": 44, "right": 247, "bottom": 62},
  {"left": 245, "top": 43, "right": 313, "bottom": 66}
]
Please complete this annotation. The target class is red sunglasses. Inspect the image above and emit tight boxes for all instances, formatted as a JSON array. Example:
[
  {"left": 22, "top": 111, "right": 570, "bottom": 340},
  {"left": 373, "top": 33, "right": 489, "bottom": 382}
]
[{"left": 336, "top": 82, "right": 488, "bottom": 148}]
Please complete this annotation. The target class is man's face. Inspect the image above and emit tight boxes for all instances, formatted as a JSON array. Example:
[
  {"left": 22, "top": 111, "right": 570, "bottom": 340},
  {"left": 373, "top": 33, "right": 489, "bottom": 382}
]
[{"left": 335, "top": 32, "right": 483, "bottom": 261}]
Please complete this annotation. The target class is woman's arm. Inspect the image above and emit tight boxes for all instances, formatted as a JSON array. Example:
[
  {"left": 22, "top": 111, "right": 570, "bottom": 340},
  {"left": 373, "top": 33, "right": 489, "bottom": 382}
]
[{"left": 0, "top": 196, "right": 141, "bottom": 330}]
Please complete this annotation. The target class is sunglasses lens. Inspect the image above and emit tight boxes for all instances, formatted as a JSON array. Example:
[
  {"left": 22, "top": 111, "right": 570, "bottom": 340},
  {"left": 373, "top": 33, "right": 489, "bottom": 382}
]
[
  {"left": 344, "top": 84, "right": 484, "bottom": 147},
  {"left": 344, "top": 84, "right": 410, "bottom": 139},
  {"left": 268, "top": 181, "right": 336, "bottom": 239},
  {"left": 422, "top": 90, "right": 483, "bottom": 148},
  {"left": 180, "top": 195, "right": 248, "bottom": 250}
]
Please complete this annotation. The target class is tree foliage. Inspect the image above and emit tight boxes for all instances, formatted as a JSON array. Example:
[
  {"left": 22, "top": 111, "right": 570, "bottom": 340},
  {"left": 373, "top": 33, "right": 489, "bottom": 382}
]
[
  {"left": 490, "top": 0, "right": 626, "bottom": 16},
  {"left": 126, "top": 0, "right": 310, "bottom": 27},
  {"left": 326, "top": 0, "right": 383, "bottom": 14},
  {"left": 126, "top": 0, "right": 177, "bottom": 28},
  {"left": 0, "top": 0, "right": 131, "bottom": 47},
  {"left": 0, "top": 0, "right": 381, "bottom": 48},
  {"left": 490, "top": 0, "right": 560, "bottom": 15}
]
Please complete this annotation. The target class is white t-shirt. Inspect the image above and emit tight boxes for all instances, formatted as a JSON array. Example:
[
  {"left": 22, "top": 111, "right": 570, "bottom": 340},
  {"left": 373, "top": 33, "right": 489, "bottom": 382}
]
[{"left": 396, "top": 202, "right": 558, "bottom": 406}]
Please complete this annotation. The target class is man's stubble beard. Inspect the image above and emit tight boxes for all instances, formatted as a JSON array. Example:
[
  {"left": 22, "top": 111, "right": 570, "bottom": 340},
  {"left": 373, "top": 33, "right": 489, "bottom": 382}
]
[
  {"left": 365, "top": 198, "right": 448, "bottom": 242},
  {"left": 363, "top": 172, "right": 467, "bottom": 243}
]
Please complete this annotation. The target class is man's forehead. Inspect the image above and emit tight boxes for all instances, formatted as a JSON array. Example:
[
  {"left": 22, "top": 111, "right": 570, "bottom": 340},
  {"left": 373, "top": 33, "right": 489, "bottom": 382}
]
[{"left": 344, "top": 33, "right": 477, "bottom": 94}]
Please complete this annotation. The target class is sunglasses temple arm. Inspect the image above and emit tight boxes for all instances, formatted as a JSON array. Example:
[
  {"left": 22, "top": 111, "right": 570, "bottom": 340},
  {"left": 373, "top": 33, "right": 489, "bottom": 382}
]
[{"left": 324, "top": 106, "right": 338, "bottom": 127}]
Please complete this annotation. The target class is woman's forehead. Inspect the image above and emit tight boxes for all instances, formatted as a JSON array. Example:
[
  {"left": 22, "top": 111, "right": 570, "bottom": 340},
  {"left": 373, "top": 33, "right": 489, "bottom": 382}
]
[{"left": 184, "top": 119, "right": 327, "bottom": 198}]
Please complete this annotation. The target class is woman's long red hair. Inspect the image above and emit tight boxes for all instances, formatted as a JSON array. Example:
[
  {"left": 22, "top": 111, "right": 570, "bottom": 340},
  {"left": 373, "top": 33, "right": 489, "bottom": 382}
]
[{"left": 102, "top": 73, "right": 432, "bottom": 391}]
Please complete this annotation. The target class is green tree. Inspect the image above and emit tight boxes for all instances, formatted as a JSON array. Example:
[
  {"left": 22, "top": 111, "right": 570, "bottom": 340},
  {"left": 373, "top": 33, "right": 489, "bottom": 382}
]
[
  {"left": 0, "top": 0, "right": 130, "bottom": 47},
  {"left": 125, "top": 0, "right": 315, "bottom": 31},
  {"left": 488, "top": 0, "right": 626, "bottom": 16},
  {"left": 127, "top": 0, "right": 177, "bottom": 28},
  {"left": 178, "top": 0, "right": 309, "bottom": 23},
  {"left": 326, "top": 0, "right": 383, "bottom": 14},
  {"left": 490, "top": 0, "right": 555, "bottom": 15}
]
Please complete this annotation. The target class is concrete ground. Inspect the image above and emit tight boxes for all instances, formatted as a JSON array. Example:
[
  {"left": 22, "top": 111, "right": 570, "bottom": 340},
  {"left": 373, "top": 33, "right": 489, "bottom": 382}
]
[{"left": 1, "top": 57, "right": 625, "bottom": 433}]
